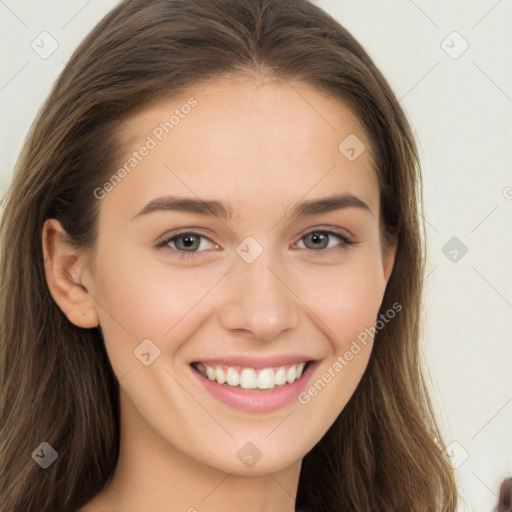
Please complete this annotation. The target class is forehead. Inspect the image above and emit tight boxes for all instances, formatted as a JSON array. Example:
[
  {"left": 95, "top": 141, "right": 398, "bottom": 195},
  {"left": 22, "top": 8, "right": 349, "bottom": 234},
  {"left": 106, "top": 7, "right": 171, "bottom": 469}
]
[{"left": 106, "top": 75, "right": 380, "bottom": 220}]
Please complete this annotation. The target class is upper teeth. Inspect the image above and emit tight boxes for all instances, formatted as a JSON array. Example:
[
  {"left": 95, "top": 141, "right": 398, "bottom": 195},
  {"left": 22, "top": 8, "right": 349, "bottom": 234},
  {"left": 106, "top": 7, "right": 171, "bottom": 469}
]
[{"left": 197, "top": 362, "right": 307, "bottom": 390}]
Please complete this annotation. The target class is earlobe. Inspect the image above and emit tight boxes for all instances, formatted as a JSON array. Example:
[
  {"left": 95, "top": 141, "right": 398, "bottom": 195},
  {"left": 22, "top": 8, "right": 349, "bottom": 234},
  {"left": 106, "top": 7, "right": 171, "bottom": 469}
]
[{"left": 42, "top": 219, "right": 99, "bottom": 329}]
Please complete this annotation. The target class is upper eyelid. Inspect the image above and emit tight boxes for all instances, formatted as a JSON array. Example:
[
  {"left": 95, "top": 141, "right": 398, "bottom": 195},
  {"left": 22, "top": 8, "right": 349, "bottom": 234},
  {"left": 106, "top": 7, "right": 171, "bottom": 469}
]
[
  {"left": 157, "top": 227, "right": 353, "bottom": 250},
  {"left": 156, "top": 229, "right": 216, "bottom": 245},
  {"left": 155, "top": 229, "right": 216, "bottom": 250}
]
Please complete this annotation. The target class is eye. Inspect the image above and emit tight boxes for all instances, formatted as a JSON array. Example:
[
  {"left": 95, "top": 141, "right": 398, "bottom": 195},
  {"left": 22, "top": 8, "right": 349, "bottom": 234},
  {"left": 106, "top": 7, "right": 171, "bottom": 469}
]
[
  {"left": 155, "top": 228, "right": 356, "bottom": 260},
  {"left": 295, "top": 229, "right": 355, "bottom": 254},
  {"left": 155, "top": 230, "right": 218, "bottom": 259}
]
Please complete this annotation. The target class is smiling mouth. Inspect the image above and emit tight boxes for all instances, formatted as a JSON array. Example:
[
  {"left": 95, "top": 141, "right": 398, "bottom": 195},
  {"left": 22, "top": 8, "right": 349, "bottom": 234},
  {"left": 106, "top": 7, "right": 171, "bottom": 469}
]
[{"left": 191, "top": 361, "right": 311, "bottom": 391}]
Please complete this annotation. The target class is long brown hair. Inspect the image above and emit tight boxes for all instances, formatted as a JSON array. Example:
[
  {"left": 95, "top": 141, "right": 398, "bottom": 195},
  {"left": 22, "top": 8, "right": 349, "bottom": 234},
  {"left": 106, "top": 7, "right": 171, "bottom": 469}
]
[{"left": 0, "top": 0, "right": 458, "bottom": 510}]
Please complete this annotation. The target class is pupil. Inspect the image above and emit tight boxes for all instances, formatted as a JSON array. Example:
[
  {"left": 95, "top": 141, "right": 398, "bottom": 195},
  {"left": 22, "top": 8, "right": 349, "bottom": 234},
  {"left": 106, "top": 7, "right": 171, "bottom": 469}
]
[{"left": 179, "top": 235, "right": 198, "bottom": 250}]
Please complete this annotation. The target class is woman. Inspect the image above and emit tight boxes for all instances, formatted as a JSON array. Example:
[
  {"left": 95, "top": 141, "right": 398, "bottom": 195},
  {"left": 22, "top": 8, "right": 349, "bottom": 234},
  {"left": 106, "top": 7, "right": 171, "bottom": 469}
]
[{"left": 0, "top": 0, "right": 458, "bottom": 510}]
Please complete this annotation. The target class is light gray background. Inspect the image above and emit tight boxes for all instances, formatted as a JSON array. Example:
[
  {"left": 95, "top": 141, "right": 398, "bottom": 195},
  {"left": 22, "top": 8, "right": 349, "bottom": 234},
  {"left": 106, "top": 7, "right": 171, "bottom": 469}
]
[{"left": 1, "top": 1, "right": 511, "bottom": 511}]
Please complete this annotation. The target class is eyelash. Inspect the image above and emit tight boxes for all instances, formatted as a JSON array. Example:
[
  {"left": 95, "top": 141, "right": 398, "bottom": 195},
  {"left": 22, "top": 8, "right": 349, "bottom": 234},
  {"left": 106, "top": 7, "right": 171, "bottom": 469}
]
[{"left": 155, "top": 228, "right": 356, "bottom": 260}]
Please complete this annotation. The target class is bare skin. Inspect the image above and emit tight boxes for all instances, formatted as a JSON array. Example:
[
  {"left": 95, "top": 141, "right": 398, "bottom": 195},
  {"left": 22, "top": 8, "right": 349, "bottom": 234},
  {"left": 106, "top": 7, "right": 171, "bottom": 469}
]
[{"left": 43, "top": 74, "right": 396, "bottom": 512}]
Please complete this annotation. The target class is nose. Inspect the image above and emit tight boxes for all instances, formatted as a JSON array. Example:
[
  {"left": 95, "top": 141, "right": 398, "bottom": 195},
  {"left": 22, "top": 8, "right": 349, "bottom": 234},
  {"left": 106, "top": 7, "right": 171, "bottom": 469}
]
[{"left": 218, "top": 253, "right": 300, "bottom": 341}]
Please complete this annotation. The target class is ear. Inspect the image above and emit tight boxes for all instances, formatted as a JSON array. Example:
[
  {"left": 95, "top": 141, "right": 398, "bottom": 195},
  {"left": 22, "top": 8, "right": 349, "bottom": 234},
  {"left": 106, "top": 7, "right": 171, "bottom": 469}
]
[
  {"left": 382, "top": 235, "right": 397, "bottom": 285},
  {"left": 42, "top": 219, "right": 99, "bottom": 329}
]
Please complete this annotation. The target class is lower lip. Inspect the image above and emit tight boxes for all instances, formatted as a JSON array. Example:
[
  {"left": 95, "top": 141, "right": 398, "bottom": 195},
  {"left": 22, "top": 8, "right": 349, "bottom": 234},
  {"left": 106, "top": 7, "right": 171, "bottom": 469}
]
[{"left": 191, "top": 362, "right": 316, "bottom": 414}]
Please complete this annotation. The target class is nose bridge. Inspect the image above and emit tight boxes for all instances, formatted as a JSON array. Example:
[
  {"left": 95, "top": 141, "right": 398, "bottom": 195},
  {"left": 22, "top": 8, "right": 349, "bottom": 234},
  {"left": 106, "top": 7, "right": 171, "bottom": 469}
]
[{"left": 218, "top": 247, "right": 299, "bottom": 340}]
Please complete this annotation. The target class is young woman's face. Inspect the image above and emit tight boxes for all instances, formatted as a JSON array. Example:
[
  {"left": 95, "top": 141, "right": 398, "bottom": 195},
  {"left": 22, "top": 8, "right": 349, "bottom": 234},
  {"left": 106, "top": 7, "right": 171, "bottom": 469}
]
[{"left": 83, "top": 76, "right": 395, "bottom": 475}]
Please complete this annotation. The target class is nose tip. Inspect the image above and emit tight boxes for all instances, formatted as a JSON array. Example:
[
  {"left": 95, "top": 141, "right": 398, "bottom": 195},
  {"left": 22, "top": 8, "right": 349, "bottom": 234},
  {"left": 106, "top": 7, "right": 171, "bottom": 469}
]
[{"left": 219, "top": 263, "right": 299, "bottom": 340}]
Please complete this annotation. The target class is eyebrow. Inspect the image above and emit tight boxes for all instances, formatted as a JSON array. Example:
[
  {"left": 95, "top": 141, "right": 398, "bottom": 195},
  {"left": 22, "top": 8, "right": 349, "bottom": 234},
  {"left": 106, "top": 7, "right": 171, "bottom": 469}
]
[
  {"left": 289, "top": 193, "right": 373, "bottom": 218},
  {"left": 131, "top": 193, "right": 373, "bottom": 220}
]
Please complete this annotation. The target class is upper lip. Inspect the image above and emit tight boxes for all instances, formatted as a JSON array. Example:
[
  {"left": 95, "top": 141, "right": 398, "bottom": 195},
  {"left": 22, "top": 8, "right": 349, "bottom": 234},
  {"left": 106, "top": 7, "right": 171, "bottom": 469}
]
[{"left": 191, "top": 354, "right": 317, "bottom": 369}]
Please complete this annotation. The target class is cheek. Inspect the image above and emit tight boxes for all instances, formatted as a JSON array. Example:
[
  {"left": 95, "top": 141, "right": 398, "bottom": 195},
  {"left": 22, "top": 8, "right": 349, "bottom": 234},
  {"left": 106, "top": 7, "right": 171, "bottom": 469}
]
[
  {"left": 92, "top": 244, "right": 227, "bottom": 354},
  {"left": 293, "top": 255, "right": 385, "bottom": 350},
  {"left": 294, "top": 261, "right": 383, "bottom": 425}
]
